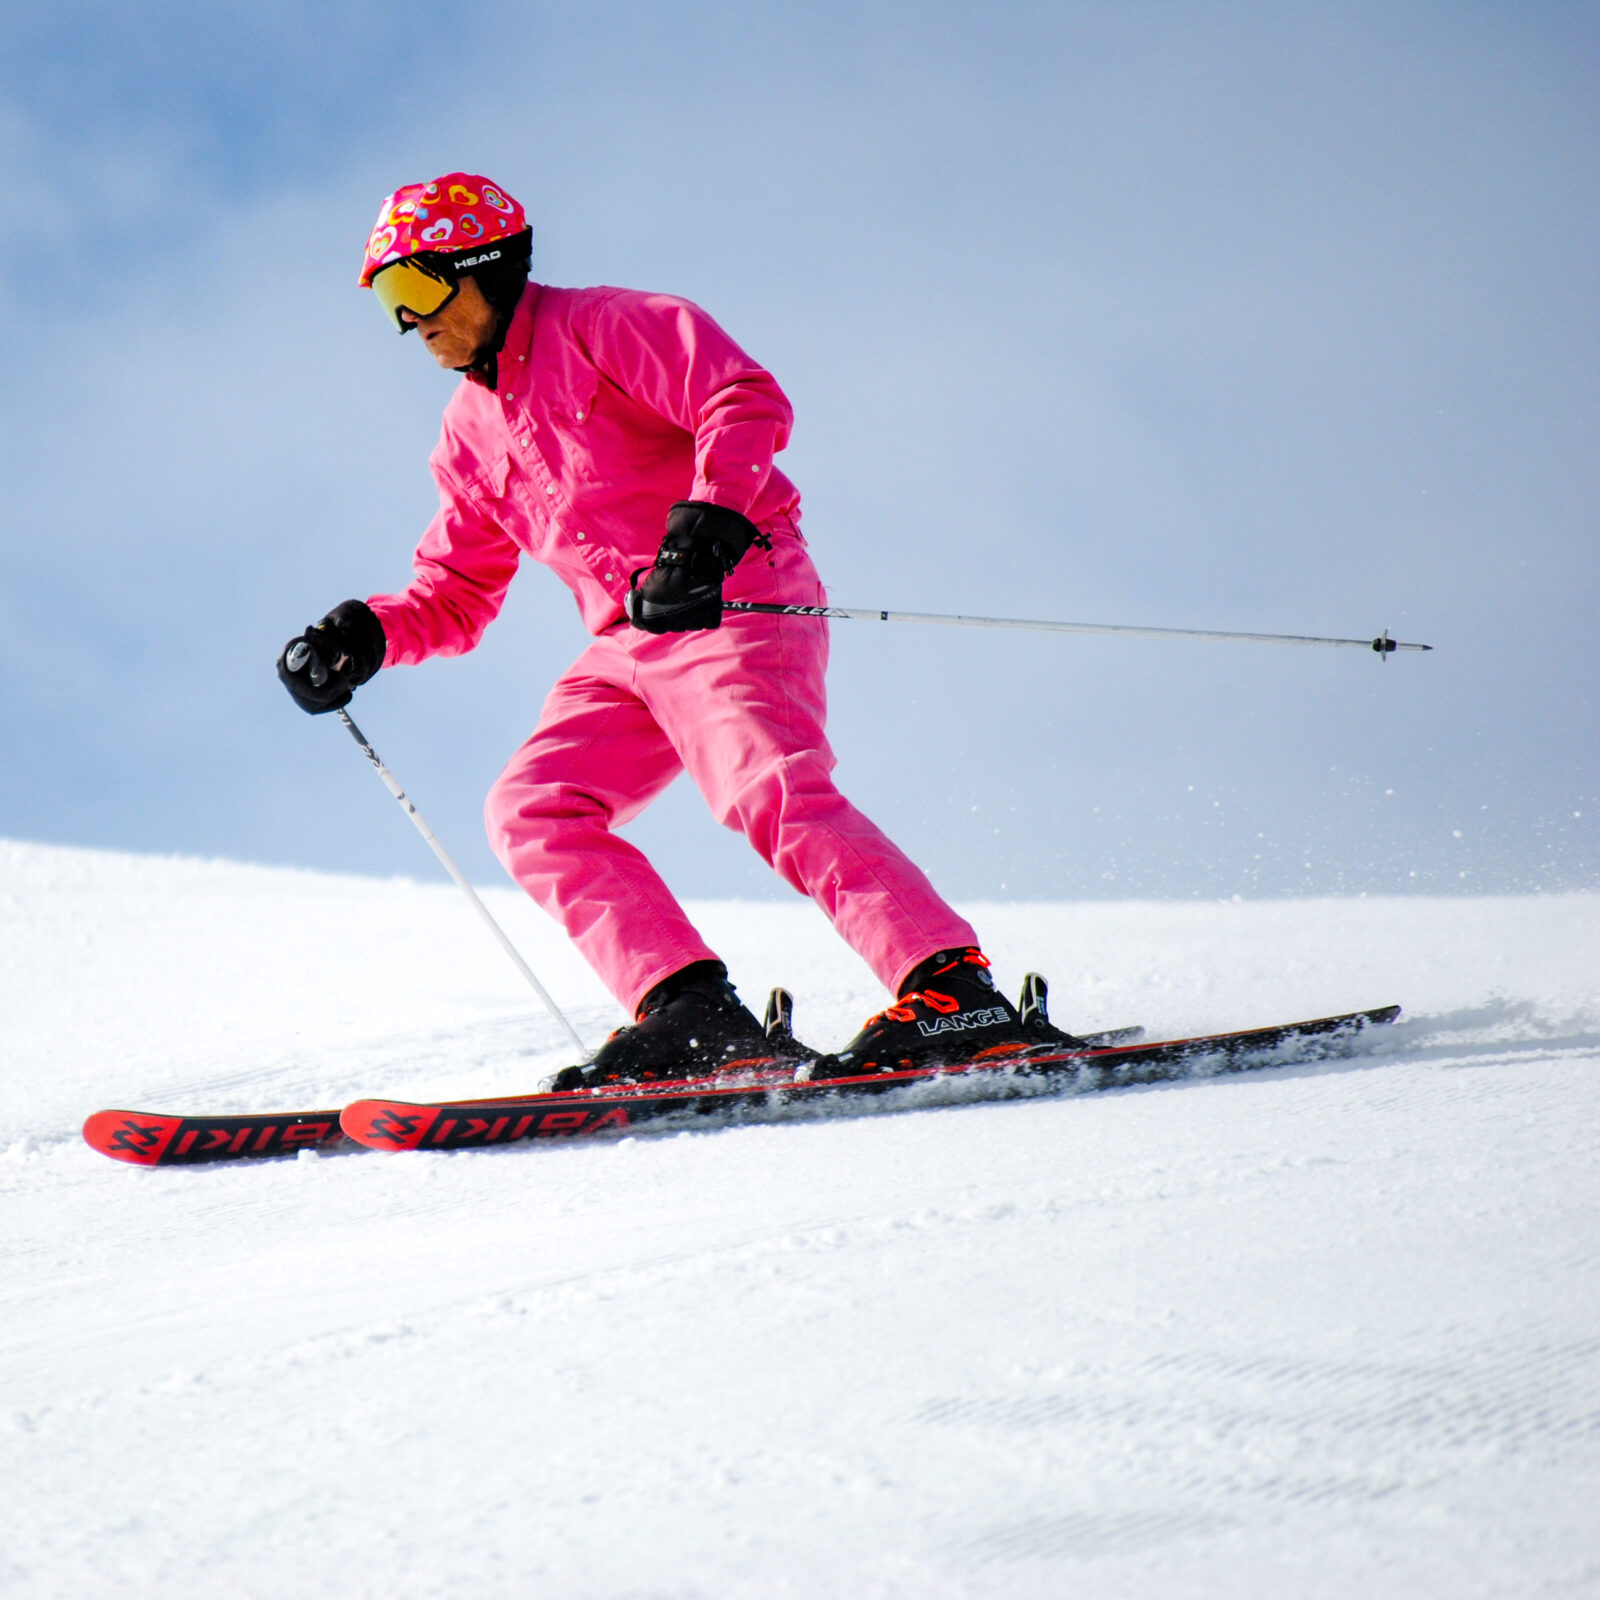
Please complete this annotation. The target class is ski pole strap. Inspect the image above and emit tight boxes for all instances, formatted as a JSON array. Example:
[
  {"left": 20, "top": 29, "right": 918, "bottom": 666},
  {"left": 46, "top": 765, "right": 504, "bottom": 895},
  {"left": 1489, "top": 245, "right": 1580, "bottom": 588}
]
[{"left": 721, "top": 602, "right": 1431, "bottom": 656}]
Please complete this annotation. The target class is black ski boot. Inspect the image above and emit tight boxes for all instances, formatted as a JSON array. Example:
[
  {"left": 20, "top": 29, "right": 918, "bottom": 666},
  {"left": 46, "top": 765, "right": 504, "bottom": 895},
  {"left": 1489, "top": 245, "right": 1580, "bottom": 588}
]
[
  {"left": 802, "top": 948, "right": 1044, "bottom": 1081},
  {"left": 555, "top": 962, "right": 809, "bottom": 1089}
]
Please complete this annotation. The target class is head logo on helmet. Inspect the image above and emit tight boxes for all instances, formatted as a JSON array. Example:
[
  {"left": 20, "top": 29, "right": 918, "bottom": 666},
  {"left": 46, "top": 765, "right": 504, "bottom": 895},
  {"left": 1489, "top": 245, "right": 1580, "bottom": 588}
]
[{"left": 360, "top": 171, "right": 532, "bottom": 334}]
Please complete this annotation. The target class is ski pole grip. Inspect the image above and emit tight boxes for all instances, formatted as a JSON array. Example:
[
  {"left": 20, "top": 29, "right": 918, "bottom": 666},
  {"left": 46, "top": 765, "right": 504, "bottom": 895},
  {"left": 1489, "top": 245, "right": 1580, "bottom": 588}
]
[{"left": 286, "top": 639, "right": 328, "bottom": 687}]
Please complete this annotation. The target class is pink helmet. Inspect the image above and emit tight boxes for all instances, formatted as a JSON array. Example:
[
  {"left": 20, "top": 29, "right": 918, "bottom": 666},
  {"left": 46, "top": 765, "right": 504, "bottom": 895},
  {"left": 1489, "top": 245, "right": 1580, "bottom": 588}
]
[{"left": 359, "top": 172, "right": 527, "bottom": 287}]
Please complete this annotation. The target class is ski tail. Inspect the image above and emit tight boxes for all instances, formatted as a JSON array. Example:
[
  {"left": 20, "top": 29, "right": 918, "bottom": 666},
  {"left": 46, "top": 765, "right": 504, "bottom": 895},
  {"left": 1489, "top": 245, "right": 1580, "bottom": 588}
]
[{"left": 1076, "top": 1024, "right": 1147, "bottom": 1048}]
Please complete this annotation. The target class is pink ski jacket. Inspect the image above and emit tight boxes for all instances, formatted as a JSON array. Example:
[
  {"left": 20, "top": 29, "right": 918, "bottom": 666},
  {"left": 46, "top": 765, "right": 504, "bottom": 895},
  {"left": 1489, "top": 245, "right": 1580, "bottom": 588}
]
[{"left": 368, "top": 281, "right": 810, "bottom": 663}]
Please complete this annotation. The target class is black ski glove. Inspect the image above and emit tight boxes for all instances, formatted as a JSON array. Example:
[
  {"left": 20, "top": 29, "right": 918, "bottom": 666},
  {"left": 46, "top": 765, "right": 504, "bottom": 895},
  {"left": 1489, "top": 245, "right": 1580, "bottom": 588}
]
[
  {"left": 277, "top": 599, "right": 387, "bottom": 714},
  {"left": 625, "top": 500, "right": 763, "bottom": 634}
]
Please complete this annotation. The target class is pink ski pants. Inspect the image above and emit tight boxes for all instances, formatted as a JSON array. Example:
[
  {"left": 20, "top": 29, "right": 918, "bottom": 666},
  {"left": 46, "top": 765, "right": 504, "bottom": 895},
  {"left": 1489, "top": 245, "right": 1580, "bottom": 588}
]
[{"left": 484, "top": 607, "right": 977, "bottom": 1015}]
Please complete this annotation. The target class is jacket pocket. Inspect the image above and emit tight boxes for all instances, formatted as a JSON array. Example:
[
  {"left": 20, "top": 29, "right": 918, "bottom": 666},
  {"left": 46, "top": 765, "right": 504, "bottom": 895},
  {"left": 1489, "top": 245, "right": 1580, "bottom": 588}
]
[{"left": 550, "top": 375, "right": 599, "bottom": 431}]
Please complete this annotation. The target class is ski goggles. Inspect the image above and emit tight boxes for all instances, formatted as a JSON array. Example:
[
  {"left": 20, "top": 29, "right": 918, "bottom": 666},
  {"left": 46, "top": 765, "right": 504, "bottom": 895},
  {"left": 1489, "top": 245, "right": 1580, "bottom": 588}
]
[{"left": 370, "top": 255, "right": 460, "bottom": 332}]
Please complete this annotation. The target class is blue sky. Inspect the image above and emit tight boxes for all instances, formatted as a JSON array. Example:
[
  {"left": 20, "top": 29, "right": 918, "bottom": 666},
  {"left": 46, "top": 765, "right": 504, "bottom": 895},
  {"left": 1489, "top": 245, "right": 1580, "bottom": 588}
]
[{"left": 1, "top": 1, "right": 1595, "bottom": 904}]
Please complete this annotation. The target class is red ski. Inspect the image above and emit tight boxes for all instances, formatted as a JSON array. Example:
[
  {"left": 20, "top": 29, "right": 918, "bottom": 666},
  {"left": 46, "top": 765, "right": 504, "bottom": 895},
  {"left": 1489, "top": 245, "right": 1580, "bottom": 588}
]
[
  {"left": 341, "top": 1005, "right": 1401, "bottom": 1155},
  {"left": 82, "top": 1006, "right": 1399, "bottom": 1166},
  {"left": 82, "top": 1108, "right": 348, "bottom": 1167}
]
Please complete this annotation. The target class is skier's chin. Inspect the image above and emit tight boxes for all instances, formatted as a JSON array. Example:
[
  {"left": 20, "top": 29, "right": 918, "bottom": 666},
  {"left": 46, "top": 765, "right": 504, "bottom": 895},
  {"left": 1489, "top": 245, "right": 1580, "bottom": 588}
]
[{"left": 422, "top": 333, "right": 468, "bottom": 368}]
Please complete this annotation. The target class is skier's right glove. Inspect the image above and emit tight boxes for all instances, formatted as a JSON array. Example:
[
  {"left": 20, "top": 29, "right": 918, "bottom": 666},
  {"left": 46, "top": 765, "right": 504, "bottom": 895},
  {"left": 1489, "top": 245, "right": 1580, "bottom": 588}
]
[{"left": 277, "top": 599, "right": 387, "bottom": 714}]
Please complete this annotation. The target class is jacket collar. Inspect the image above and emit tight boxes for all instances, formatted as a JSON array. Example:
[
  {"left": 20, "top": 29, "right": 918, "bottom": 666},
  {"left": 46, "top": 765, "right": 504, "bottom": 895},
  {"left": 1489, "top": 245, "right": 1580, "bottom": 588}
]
[
  {"left": 497, "top": 280, "right": 542, "bottom": 372},
  {"left": 462, "top": 280, "right": 542, "bottom": 390}
]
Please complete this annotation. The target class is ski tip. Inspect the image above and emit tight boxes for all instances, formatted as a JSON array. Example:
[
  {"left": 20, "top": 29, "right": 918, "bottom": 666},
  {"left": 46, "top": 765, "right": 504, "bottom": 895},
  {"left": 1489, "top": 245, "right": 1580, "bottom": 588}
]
[
  {"left": 83, "top": 1109, "right": 183, "bottom": 1166},
  {"left": 83, "top": 1108, "right": 349, "bottom": 1166},
  {"left": 340, "top": 1099, "right": 439, "bottom": 1151}
]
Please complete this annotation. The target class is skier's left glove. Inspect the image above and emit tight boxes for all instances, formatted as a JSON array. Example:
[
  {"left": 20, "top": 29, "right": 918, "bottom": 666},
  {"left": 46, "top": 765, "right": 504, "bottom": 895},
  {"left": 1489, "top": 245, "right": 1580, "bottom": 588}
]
[
  {"left": 277, "top": 599, "right": 387, "bottom": 714},
  {"left": 626, "top": 501, "right": 762, "bottom": 634}
]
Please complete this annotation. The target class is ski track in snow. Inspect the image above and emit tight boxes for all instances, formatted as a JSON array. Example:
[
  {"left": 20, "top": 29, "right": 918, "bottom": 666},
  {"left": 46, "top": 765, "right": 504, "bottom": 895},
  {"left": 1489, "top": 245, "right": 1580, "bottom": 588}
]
[{"left": 2, "top": 839, "right": 1598, "bottom": 1599}]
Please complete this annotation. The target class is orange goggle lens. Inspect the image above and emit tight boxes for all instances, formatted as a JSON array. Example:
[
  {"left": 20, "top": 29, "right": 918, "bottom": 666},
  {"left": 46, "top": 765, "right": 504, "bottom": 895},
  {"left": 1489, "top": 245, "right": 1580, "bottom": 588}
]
[{"left": 370, "top": 257, "right": 458, "bottom": 331}]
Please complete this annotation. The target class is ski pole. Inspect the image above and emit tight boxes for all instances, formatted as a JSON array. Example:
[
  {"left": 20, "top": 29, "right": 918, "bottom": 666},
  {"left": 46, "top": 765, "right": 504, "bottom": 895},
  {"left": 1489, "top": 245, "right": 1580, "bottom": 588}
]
[
  {"left": 285, "top": 643, "right": 586, "bottom": 1055},
  {"left": 335, "top": 706, "right": 587, "bottom": 1055},
  {"left": 723, "top": 602, "right": 1431, "bottom": 657}
]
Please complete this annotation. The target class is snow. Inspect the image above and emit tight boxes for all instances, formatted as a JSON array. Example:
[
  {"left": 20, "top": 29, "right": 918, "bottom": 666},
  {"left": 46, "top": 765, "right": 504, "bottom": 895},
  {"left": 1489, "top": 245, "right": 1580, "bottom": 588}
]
[{"left": 3, "top": 838, "right": 1598, "bottom": 1598}]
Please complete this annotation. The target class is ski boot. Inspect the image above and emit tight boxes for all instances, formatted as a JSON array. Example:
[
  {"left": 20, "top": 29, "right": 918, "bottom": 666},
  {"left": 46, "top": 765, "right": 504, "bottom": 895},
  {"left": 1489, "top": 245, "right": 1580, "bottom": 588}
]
[
  {"left": 800, "top": 947, "right": 1054, "bottom": 1082},
  {"left": 553, "top": 962, "right": 812, "bottom": 1089}
]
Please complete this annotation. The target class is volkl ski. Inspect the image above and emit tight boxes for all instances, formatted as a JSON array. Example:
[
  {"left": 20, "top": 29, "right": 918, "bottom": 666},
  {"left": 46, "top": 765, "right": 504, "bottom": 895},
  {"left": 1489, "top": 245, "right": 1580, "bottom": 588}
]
[
  {"left": 340, "top": 1004, "right": 1400, "bottom": 1155},
  {"left": 82, "top": 1001, "right": 1398, "bottom": 1168},
  {"left": 82, "top": 1108, "right": 347, "bottom": 1166}
]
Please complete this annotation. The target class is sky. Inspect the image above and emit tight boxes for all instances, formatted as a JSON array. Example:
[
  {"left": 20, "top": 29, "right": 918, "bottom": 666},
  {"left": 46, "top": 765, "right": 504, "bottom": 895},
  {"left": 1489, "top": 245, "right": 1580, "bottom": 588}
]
[{"left": 0, "top": 0, "right": 1595, "bottom": 908}]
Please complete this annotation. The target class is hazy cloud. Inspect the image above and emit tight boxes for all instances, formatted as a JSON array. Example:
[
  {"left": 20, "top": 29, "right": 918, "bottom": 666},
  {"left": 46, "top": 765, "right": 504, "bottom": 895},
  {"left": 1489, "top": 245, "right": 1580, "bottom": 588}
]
[{"left": 1, "top": 2, "right": 1594, "bottom": 900}]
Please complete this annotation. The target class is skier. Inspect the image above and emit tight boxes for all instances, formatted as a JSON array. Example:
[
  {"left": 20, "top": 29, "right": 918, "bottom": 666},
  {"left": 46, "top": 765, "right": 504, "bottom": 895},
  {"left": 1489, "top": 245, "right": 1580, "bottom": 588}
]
[{"left": 279, "top": 172, "right": 1076, "bottom": 1082}]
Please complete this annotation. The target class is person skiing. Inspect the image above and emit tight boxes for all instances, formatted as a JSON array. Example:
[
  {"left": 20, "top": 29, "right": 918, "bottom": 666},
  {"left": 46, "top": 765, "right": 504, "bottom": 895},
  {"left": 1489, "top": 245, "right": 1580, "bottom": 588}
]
[{"left": 279, "top": 172, "right": 1077, "bottom": 1083}]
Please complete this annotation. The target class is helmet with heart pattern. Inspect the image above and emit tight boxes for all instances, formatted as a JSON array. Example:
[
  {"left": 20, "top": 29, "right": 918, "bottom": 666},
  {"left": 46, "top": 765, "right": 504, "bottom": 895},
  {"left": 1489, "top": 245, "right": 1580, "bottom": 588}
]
[{"left": 360, "top": 173, "right": 531, "bottom": 331}]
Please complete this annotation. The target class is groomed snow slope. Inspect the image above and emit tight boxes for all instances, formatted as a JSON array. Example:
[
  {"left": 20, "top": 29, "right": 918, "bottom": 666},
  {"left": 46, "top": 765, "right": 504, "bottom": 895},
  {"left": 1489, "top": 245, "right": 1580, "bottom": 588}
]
[{"left": 2, "top": 839, "right": 1597, "bottom": 1599}]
